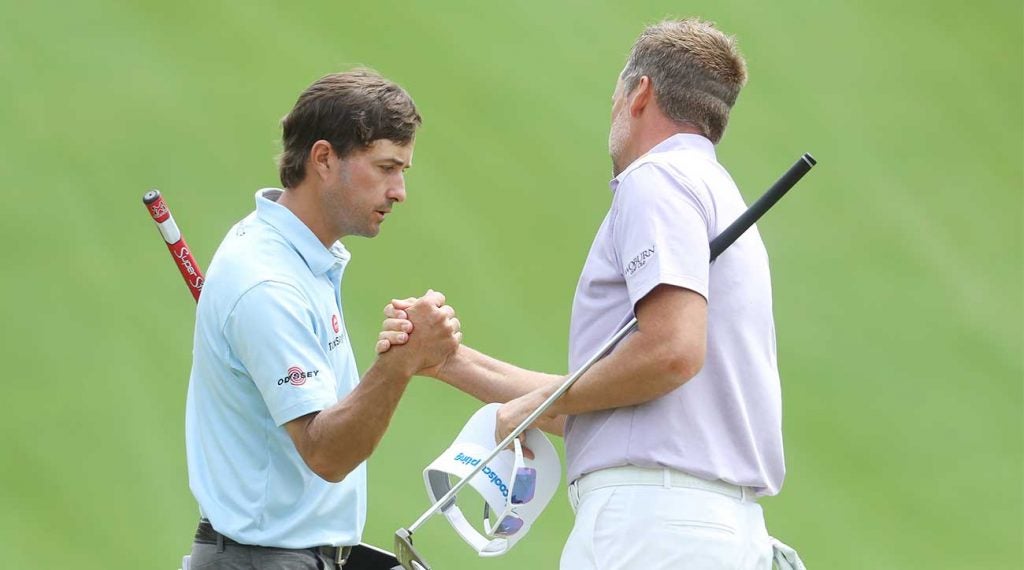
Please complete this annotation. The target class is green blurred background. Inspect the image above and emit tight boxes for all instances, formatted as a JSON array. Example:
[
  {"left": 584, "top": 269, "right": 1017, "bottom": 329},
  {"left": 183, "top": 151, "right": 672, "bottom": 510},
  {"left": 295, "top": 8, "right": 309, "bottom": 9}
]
[{"left": 1, "top": 0, "right": 1020, "bottom": 568}]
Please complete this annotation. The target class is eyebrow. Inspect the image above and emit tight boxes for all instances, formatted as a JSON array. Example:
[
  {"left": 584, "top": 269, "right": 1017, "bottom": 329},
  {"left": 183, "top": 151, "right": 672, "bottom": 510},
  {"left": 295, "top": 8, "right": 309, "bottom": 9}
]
[{"left": 378, "top": 157, "right": 411, "bottom": 168}]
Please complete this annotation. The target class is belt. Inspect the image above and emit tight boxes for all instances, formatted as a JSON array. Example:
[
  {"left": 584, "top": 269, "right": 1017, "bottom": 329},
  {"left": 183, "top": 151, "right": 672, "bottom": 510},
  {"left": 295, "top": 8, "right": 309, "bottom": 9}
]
[
  {"left": 195, "top": 519, "right": 353, "bottom": 566},
  {"left": 568, "top": 465, "right": 752, "bottom": 511}
]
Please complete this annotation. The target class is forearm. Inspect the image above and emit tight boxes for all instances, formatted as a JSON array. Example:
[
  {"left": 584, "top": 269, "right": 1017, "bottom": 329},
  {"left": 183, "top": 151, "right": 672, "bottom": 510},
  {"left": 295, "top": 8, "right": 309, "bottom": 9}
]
[
  {"left": 298, "top": 355, "right": 413, "bottom": 481},
  {"left": 435, "top": 345, "right": 562, "bottom": 403},
  {"left": 545, "top": 328, "right": 700, "bottom": 417},
  {"left": 494, "top": 286, "right": 706, "bottom": 442}
]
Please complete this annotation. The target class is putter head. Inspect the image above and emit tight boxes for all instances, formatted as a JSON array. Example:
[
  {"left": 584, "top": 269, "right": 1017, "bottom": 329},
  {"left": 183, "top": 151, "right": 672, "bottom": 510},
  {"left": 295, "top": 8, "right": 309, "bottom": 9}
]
[{"left": 394, "top": 528, "right": 431, "bottom": 570}]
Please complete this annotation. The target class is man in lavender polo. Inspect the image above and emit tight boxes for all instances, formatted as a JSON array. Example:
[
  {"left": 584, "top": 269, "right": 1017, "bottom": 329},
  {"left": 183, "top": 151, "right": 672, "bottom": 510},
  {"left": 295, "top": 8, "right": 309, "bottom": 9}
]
[{"left": 382, "top": 18, "right": 803, "bottom": 569}]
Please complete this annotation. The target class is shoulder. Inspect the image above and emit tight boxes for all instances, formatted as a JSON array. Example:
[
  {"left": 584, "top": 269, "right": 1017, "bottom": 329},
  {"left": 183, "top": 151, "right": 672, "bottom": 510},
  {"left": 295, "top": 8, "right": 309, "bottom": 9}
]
[
  {"left": 615, "top": 151, "right": 742, "bottom": 218},
  {"left": 614, "top": 157, "right": 711, "bottom": 213},
  {"left": 221, "top": 216, "right": 304, "bottom": 281},
  {"left": 201, "top": 215, "right": 310, "bottom": 310}
]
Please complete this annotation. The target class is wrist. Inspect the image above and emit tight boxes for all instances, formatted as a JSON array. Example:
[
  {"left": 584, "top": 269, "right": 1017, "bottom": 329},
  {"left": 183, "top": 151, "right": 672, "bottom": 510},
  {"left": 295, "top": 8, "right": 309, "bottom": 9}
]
[
  {"left": 374, "top": 352, "right": 417, "bottom": 380},
  {"left": 540, "top": 378, "right": 566, "bottom": 416},
  {"left": 430, "top": 344, "right": 463, "bottom": 380}
]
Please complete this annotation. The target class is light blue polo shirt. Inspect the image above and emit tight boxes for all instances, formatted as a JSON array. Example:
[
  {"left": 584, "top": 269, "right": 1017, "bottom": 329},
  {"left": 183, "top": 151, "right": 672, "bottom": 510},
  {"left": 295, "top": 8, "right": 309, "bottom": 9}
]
[{"left": 185, "top": 188, "right": 364, "bottom": 548}]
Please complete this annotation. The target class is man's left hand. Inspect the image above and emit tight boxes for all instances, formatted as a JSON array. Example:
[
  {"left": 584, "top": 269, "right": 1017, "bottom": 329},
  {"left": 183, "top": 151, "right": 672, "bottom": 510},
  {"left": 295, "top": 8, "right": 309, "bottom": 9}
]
[
  {"left": 375, "top": 296, "right": 417, "bottom": 354},
  {"left": 495, "top": 389, "right": 554, "bottom": 460}
]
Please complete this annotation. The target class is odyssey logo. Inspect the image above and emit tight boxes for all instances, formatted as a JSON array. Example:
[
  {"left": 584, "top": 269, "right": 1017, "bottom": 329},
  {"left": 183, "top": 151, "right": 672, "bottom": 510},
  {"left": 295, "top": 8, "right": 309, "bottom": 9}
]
[
  {"left": 277, "top": 366, "right": 319, "bottom": 386},
  {"left": 624, "top": 246, "right": 655, "bottom": 276},
  {"left": 454, "top": 452, "right": 509, "bottom": 498}
]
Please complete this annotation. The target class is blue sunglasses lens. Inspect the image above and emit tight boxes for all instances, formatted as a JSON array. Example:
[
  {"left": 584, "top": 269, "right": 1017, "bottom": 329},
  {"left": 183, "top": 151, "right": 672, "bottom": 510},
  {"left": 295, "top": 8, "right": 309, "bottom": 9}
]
[
  {"left": 511, "top": 467, "right": 536, "bottom": 504},
  {"left": 495, "top": 515, "right": 525, "bottom": 536}
]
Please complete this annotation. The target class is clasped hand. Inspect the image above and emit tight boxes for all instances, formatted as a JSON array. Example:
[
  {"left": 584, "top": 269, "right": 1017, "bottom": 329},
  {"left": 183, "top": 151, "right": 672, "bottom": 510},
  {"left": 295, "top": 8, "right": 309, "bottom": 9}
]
[{"left": 375, "top": 290, "right": 461, "bottom": 376}]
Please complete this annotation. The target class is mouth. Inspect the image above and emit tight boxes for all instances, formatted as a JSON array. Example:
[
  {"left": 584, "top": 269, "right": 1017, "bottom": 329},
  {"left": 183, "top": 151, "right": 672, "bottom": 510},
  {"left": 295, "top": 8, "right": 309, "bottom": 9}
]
[{"left": 374, "top": 209, "right": 390, "bottom": 221}]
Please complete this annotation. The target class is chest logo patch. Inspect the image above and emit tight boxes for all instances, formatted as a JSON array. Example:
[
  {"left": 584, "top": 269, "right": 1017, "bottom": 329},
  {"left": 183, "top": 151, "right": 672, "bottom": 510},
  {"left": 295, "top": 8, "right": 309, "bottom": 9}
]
[{"left": 332, "top": 314, "right": 340, "bottom": 333}]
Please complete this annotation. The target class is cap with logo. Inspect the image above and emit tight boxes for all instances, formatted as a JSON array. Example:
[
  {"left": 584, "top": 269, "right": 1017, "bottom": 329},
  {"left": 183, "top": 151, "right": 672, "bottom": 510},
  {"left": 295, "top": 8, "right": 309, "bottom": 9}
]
[{"left": 422, "top": 403, "right": 560, "bottom": 557}]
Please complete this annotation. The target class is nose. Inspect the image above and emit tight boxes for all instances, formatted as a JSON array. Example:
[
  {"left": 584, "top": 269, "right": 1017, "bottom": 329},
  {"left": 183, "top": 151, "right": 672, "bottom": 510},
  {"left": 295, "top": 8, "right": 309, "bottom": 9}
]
[{"left": 387, "top": 174, "right": 407, "bottom": 203}]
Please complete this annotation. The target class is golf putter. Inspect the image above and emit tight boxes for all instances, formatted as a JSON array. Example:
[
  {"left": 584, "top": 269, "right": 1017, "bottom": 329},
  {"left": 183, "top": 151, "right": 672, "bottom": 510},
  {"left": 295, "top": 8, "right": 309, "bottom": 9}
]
[
  {"left": 394, "top": 153, "right": 817, "bottom": 570},
  {"left": 143, "top": 190, "right": 206, "bottom": 302}
]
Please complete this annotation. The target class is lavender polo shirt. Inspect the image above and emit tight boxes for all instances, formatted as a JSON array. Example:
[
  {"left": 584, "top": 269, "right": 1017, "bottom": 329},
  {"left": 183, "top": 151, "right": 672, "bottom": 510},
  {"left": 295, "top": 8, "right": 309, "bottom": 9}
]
[{"left": 564, "top": 134, "right": 785, "bottom": 497}]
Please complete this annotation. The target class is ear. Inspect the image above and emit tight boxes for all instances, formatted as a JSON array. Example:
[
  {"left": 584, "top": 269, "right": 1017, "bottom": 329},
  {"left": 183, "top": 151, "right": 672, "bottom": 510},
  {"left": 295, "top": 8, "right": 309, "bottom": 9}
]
[
  {"left": 308, "top": 140, "right": 335, "bottom": 181},
  {"left": 628, "top": 76, "right": 653, "bottom": 118}
]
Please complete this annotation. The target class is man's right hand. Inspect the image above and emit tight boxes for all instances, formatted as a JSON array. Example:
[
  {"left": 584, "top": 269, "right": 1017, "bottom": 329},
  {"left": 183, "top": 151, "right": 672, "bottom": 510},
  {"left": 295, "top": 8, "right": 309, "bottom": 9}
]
[{"left": 379, "top": 290, "right": 461, "bottom": 376}]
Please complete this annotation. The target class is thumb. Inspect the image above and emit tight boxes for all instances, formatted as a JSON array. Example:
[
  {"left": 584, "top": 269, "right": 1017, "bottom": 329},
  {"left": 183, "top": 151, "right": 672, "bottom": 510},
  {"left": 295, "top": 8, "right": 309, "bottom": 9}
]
[
  {"left": 520, "top": 435, "right": 535, "bottom": 460},
  {"left": 422, "top": 289, "right": 446, "bottom": 307},
  {"left": 390, "top": 297, "right": 416, "bottom": 310}
]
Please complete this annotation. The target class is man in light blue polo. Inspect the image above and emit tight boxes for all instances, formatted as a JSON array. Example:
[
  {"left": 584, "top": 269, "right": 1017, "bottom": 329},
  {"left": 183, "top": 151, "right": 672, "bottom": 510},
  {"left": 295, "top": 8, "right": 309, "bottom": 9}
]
[{"left": 186, "top": 69, "right": 461, "bottom": 569}]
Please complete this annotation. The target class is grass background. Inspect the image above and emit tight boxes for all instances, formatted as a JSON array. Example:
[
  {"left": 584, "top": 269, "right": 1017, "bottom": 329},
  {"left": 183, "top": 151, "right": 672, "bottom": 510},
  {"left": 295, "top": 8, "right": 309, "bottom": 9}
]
[{"left": 0, "top": 0, "right": 1020, "bottom": 568}]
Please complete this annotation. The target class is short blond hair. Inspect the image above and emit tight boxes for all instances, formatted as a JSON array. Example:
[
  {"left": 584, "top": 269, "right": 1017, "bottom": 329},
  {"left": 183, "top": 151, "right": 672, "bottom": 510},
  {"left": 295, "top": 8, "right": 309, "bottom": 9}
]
[{"left": 621, "top": 19, "right": 747, "bottom": 143}]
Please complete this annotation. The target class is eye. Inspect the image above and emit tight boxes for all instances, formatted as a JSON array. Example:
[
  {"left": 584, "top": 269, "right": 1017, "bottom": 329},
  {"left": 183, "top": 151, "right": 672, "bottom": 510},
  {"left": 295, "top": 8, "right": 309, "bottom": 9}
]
[{"left": 380, "top": 165, "right": 399, "bottom": 174}]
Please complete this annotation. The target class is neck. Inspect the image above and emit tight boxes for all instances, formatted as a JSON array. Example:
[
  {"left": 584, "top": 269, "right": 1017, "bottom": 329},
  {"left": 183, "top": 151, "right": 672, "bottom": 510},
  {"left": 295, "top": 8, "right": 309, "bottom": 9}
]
[
  {"left": 621, "top": 122, "right": 705, "bottom": 171},
  {"left": 276, "top": 182, "right": 339, "bottom": 247}
]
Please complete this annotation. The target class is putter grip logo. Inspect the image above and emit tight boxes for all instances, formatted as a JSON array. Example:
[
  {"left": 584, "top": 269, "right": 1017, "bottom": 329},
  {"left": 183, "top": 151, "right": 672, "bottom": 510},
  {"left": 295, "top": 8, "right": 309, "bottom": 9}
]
[
  {"left": 148, "top": 201, "right": 169, "bottom": 221},
  {"left": 455, "top": 452, "right": 509, "bottom": 498},
  {"left": 170, "top": 242, "right": 204, "bottom": 291}
]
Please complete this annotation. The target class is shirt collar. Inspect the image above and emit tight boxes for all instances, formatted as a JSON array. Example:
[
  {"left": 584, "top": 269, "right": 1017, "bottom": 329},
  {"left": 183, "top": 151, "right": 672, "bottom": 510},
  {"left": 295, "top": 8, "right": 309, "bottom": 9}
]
[
  {"left": 254, "top": 188, "right": 351, "bottom": 276},
  {"left": 609, "top": 133, "right": 716, "bottom": 193}
]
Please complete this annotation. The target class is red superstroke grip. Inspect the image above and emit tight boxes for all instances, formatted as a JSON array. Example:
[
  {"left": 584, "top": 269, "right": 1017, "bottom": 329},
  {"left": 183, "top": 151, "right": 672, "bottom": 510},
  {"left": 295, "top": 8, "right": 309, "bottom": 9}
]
[{"left": 143, "top": 190, "right": 205, "bottom": 302}]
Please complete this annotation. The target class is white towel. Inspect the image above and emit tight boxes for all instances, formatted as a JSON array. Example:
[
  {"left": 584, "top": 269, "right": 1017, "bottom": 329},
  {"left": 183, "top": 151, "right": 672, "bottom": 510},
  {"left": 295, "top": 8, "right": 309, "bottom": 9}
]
[{"left": 769, "top": 536, "right": 807, "bottom": 570}]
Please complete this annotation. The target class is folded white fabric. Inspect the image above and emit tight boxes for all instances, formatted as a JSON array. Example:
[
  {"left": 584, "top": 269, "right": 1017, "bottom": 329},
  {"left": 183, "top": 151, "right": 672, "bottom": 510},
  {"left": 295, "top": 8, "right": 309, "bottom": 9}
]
[
  {"left": 422, "top": 403, "right": 561, "bottom": 557},
  {"left": 769, "top": 536, "right": 807, "bottom": 570}
]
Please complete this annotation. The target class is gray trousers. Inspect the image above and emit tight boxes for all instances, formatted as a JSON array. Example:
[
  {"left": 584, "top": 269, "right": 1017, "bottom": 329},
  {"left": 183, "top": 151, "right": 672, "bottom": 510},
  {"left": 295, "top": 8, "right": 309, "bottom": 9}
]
[{"left": 188, "top": 541, "right": 336, "bottom": 569}]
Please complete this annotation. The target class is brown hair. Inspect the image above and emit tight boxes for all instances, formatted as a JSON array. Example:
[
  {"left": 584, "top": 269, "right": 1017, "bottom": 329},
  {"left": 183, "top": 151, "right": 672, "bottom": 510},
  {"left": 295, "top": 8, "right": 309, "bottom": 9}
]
[
  {"left": 278, "top": 68, "right": 422, "bottom": 188},
  {"left": 621, "top": 19, "right": 747, "bottom": 143}
]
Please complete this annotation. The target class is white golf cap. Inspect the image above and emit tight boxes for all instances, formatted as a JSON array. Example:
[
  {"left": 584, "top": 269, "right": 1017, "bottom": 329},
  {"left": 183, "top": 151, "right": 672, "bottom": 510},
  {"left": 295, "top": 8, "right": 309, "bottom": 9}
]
[{"left": 423, "top": 403, "right": 560, "bottom": 557}]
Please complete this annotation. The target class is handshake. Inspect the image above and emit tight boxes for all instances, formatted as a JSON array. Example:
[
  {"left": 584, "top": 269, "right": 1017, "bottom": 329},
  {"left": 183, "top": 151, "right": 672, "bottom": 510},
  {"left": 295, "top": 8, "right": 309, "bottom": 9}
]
[{"left": 373, "top": 290, "right": 462, "bottom": 377}]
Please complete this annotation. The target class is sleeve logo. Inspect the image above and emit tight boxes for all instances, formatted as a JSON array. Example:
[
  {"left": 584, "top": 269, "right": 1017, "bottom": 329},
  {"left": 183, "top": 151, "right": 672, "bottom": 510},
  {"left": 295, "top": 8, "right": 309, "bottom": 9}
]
[
  {"left": 277, "top": 366, "right": 320, "bottom": 386},
  {"left": 624, "top": 246, "right": 656, "bottom": 277}
]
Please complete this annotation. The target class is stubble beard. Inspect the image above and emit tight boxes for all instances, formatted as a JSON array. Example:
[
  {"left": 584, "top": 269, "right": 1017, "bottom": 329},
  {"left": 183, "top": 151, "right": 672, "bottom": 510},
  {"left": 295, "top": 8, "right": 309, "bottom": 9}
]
[
  {"left": 321, "top": 175, "right": 362, "bottom": 240},
  {"left": 608, "top": 111, "right": 630, "bottom": 177},
  {"left": 323, "top": 165, "right": 380, "bottom": 239}
]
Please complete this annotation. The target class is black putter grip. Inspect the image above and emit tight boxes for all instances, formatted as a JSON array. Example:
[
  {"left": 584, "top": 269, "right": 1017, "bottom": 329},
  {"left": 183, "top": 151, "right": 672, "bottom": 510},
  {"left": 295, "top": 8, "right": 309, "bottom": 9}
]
[{"left": 709, "top": 153, "right": 816, "bottom": 262}]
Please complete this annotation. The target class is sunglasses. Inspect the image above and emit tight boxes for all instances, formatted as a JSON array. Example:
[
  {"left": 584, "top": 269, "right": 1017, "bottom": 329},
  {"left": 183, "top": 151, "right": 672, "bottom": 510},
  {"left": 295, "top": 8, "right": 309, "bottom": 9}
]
[{"left": 482, "top": 438, "right": 537, "bottom": 537}]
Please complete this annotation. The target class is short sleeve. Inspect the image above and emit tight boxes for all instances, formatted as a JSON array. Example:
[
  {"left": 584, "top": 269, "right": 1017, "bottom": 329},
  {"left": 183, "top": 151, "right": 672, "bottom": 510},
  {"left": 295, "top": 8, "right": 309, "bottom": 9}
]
[
  {"left": 224, "top": 281, "right": 338, "bottom": 426},
  {"left": 611, "top": 163, "right": 712, "bottom": 308}
]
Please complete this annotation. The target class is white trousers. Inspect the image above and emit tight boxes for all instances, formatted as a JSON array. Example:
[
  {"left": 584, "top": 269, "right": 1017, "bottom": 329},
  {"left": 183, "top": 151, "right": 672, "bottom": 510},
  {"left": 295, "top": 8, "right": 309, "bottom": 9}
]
[{"left": 560, "top": 466, "right": 773, "bottom": 570}]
